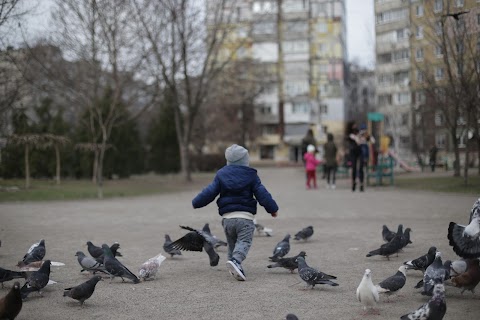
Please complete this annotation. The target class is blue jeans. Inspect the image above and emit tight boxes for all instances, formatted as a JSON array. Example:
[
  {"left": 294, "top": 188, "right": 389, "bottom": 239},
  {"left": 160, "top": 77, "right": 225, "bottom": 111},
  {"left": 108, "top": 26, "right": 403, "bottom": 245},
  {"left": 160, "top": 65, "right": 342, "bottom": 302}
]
[{"left": 222, "top": 218, "right": 255, "bottom": 263}]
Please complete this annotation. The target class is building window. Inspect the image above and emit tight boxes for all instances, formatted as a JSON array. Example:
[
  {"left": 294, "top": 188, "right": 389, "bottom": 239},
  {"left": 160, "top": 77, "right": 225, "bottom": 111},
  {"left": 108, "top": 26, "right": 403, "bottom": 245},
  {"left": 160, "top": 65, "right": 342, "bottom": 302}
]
[
  {"left": 435, "top": 87, "right": 446, "bottom": 101},
  {"left": 416, "top": 48, "right": 424, "bottom": 61},
  {"left": 260, "top": 145, "right": 275, "bottom": 159},
  {"left": 416, "top": 5, "right": 424, "bottom": 17},
  {"left": 435, "top": 133, "right": 447, "bottom": 149},
  {"left": 435, "top": 111, "right": 444, "bottom": 126},
  {"left": 252, "top": 22, "right": 276, "bottom": 35},
  {"left": 415, "top": 91, "right": 426, "bottom": 104},
  {"left": 435, "top": 21, "right": 443, "bottom": 35},
  {"left": 318, "top": 43, "right": 327, "bottom": 54},
  {"left": 283, "top": 0, "right": 306, "bottom": 12},
  {"left": 394, "top": 70, "right": 409, "bottom": 85},
  {"left": 401, "top": 113, "right": 409, "bottom": 126},
  {"left": 319, "top": 104, "right": 328, "bottom": 114},
  {"left": 393, "top": 49, "right": 409, "bottom": 62},
  {"left": 416, "top": 70, "right": 424, "bottom": 83},
  {"left": 435, "top": 67, "right": 444, "bottom": 80},
  {"left": 394, "top": 92, "right": 411, "bottom": 105},
  {"left": 396, "top": 28, "right": 406, "bottom": 40},
  {"left": 283, "top": 40, "right": 308, "bottom": 54},
  {"left": 259, "top": 105, "right": 272, "bottom": 115},
  {"left": 316, "top": 22, "right": 328, "bottom": 33},
  {"left": 434, "top": 0, "right": 443, "bottom": 13},
  {"left": 456, "top": 0, "right": 464, "bottom": 7},
  {"left": 435, "top": 45, "right": 443, "bottom": 57},
  {"left": 253, "top": 1, "right": 277, "bottom": 13},
  {"left": 285, "top": 80, "right": 308, "bottom": 97},
  {"left": 285, "top": 21, "right": 307, "bottom": 33},
  {"left": 378, "top": 94, "right": 392, "bottom": 106},
  {"left": 416, "top": 26, "right": 423, "bottom": 39},
  {"left": 376, "top": 8, "right": 408, "bottom": 24},
  {"left": 415, "top": 113, "right": 422, "bottom": 126},
  {"left": 292, "top": 102, "right": 309, "bottom": 114}
]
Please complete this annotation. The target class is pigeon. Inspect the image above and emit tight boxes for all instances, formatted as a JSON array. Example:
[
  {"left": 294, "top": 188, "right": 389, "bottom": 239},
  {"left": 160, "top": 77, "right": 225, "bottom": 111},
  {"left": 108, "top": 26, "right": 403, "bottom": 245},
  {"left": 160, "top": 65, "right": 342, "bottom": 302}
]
[
  {"left": 138, "top": 253, "right": 166, "bottom": 281},
  {"left": 448, "top": 198, "right": 480, "bottom": 259},
  {"left": 382, "top": 225, "right": 396, "bottom": 242},
  {"left": 0, "top": 281, "right": 22, "bottom": 320},
  {"left": 63, "top": 275, "right": 102, "bottom": 306},
  {"left": 450, "top": 258, "right": 480, "bottom": 294},
  {"left": 442, "top": 10, "right": 469, "bottom": 20},
  {"left": 420, "top": 252, "right": 449, "bottom": 296},
  {"left": 163, "top": 234, "right": 182, "bottom": 258},
  {"left": 286, "top": 314, "right": 299, "bottom": 320},
  {"left": 269, "top": 234, "right": 291, "bottom": 262},
  {"left": 293, "top": 226, "right": 314, "bottom": 241},
  {"left": 101, "top": 244, "right": 139, "bottom": 283},
  {"left": 356, "top": 269, "right": 379, "bottom": 314},
  {"left": 75, "top": 251, "right": 108, "bottom": 274},
  {"left": 109, "top": 242, "right": 122, "bottom": 257},
  {"left": 202, "top": 223, "right": 227, "bottom": 248},
  {"left": 375, "top": 265, "right": 407, "bottom": 301},
  {"left": 296, "top": 256, "right": 338, "bottom": 289},
  {"left": 15, "top": 260, "right": 64, "bottom": 272},
  {"left": 449, "top": 259, "right": 467, "bottom": 277},
  {"left": 404, "top": 246, "right": 437, "bottom": 273},
  {"left": 267, "top": 251, "right": 307, "bottom": 273},
  {"left": 21, "top": 239, "right": 45, "bottom": 264},
  {"left": 253, "top": 219, "right": 273, "bottom": 237},
  {"left": 402, "top": 228, "right": 413, "bottom": 248},
  {"left": 0, "top": 268, "right": 26, "bottom": 289},
  {"left": 86, "top": 241, "right": 104, "bottom": 259},
  {"left": 400, "top": 283, "right": 446, "bottom": 320},
  {"left": 367, "top": 224, "right": 404, "bottom": 260},
  {"left": 20, "top": 260, "right": 51, "bottom": 300},
  {"left": 165, "top": 226, "right": 220, "bottom": 267}
]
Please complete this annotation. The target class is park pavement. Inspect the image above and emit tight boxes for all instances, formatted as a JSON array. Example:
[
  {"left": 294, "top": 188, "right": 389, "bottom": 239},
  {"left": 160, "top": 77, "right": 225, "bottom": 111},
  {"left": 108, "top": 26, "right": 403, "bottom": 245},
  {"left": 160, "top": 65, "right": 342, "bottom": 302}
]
[{"left": 0, "top": 167, "right": 478, "bottom": 319}]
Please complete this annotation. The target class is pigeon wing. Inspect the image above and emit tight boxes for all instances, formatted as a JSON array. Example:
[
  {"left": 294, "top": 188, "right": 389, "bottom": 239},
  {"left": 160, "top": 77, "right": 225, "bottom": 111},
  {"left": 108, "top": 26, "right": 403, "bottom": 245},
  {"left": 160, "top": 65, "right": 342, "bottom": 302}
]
[
  {"left": 167, "top": 232, "right": 205, "bottom": 252},
  {"left": 448, "top": 221, "right": 480, "bottom": 259}
]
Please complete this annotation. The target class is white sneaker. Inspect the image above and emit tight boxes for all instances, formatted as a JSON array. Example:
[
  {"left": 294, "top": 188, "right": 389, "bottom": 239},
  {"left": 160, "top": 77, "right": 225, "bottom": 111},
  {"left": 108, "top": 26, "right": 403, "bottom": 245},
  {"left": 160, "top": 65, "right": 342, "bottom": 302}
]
[{"left": 226, "top": 260, "right": 246, "bottom": 281}]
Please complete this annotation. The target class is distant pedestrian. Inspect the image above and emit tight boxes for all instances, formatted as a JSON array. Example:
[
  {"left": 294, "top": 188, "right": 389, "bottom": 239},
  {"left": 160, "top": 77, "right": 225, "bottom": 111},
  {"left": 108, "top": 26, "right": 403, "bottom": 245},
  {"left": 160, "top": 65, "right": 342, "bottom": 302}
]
[
  {"left": 192, "top": 144, "right": 278, "bottom": 281},
  {"left": 301, "top": 129, "right": 317, "bottom": 165},
  {"left": 324, "top": 133, "right": 338, "bottom": 189},
  {"left": 304, "top": 144, "right": 321, "bottom": 189},
  {"left": 347, "top": 121, "right": 365, "bottom": 192},
  {"left": 429, "top": 145, "right": 438, "bottom": 172}
]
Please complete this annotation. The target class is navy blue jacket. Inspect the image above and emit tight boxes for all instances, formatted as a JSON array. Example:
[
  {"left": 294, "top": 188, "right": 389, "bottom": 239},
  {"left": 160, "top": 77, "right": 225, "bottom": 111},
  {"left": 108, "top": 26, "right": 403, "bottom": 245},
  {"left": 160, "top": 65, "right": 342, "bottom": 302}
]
[{"left": 192, "top": 165, "right": 278, "bottom": 216}]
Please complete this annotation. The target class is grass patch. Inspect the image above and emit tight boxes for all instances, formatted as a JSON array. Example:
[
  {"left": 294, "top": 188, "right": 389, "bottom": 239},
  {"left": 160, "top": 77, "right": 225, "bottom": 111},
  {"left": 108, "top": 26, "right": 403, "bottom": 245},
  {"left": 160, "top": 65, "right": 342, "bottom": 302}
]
[
  {"left": 0, "top": 173, "right": 214, "bottom": 203},
  {"left": 395, "top": 174, "right": 480, "bottom": 194}
]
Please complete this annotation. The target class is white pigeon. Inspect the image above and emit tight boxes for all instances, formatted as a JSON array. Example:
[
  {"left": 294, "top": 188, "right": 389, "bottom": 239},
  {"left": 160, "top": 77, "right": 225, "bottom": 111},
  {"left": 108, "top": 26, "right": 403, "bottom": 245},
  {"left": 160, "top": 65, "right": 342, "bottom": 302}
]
[
  {"left": 253, "top": 219, "right": 273, "bottom": 237},
  {"left": 356, "top": 269, "right": 380, "bottom": 315},
  {"left": 138, "top": 253, "right": 166, "bottom": 281}
]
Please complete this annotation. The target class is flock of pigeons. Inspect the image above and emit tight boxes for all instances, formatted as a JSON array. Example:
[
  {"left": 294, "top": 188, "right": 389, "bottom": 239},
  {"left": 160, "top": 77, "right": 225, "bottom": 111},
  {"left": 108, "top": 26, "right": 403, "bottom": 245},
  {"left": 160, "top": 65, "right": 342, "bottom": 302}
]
[
  {"left": 1, "top": 197, "right": 480, "bottom": 319},
  {"left": 356, "top": 197, "right": 480, "bottom": 319}
]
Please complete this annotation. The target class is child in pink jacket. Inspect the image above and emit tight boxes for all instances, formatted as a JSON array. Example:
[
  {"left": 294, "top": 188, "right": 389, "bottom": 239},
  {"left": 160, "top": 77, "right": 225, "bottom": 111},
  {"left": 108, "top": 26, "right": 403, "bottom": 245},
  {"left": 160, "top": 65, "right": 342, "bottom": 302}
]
[{"left": 303, "top": 144, "right": 321, "bottom": 189}]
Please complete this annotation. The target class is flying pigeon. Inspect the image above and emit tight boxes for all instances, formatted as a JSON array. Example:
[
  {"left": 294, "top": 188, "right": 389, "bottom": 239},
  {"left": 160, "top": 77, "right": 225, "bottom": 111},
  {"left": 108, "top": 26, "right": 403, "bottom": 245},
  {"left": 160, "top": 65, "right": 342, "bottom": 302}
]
[
  {"left": 163, "top": 234, "right": 182, "bottom": 258},
  {"left": 450, "top": 258, "right": 480, "bottom": 294},
  {"left": 404, "top": 246, "right": 437, "bottom": 273},
  {"left": 0, "top": 281, "right": 22, "bottom": 320},
  {"left": 202, "top": 223, "right": 227, "bottom": 248},
  {"left": 382, "top": 225, "right": 396, "bottom": 242},
  {"left": 448, "top": 198, "right": 480, "bottom": 258},
  {"left": 21, "top": 239, "right": 45, "bottom": 264},
  {"left": 367, "top": 225, "right": 404, "bottom": 260},
  {"left": 0, "top": 268, "right": 26, "bottom": 289},
  {"left": 63, "top": 275, "right": 102, "bottom": 306},
  {"left": 269, "top": 234, "right": 291, "bottom": 262},
  {"left": 75, "top": 251, "right": 108, "bottom": 275},
  {"left": 267, "top": 251, "right": 307, "bottom": 273},
  {"left": 375, "top": 265, "right": 407, "bottom": 301},
  {"left": 101, "top": 244, "right": 139, "bottom": 284},
  {"left": 400, "top": 283, "right": 446, "bottom": 320},
  {"left": 420, "top": 252, "right": 449, "bottom": 296},
  {"left": 356, "top": 269, "right": 379, "bottom": 314},
  {"left": 20, "top": 260, "right": 51, "bottom": 300},
  {"left": 449, "top": 259, "right": 467, "bottom": 277},
  {"left": 296, "top": 256, "right": 338, "bottom": 289},
  {"left": 294, "top": 226, "right": 314, "bottom": 241},
  {"left": 253, "top": 219, "right": 273, "bottom": 237},
  {"left": 165, "top": 226, "right": 220, "bottom": 267},
  {"left": 138, "top": 253, "right": 166, "bottom": 281}
]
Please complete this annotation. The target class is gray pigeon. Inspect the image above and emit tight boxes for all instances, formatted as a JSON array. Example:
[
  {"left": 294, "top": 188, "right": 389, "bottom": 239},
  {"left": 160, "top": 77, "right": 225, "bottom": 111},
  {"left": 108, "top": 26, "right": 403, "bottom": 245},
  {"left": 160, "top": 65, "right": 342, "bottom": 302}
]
[
  {"left": 404, "top": 246, "right": 437, "bottom": 273},
  {"left": 421, "top": 252, "right": 449, "bottom": 296},
  {"left": 86, "top": 241, "right": 103, "bottom": 258},
  {"left": 449, "top": 259, "right": 467, "bottom": 277},
  {"left": 267, "top": 251, "right": 307, "bottom": 273},
  {"left": 165, "top": 226, "right": 220, "bottom": 267},
  {"left": 382, "top": 225, "right": 396, "bottom": 242},
  {"left": 367, "top": 225, "right": 404, "bottom": 260},
  {"left": 202, "top": 223, "right": 227, "bottom": 248},
  {"left": 296, "top": 256, "right": 338, "bottom": 289},
  {"left": 269, "top": 234, "right": 291, "bottom": 262},
  {"left": 75, "top": 251, "right": 108, "bottom": 275},
  {"left": 401, "top": 228, "right": 413, "bottom": 248},
  {"left": 254, "top": 219, "right": 273, "bottom": 237},
  {"left": 375, "top": 265, "right": 407, "bottom": 301},
  {"left": 163, "top": 234, "right": 182, "bottom": 258},
  {"left": 448, "top": 198, "right": 480, "bottom": 258},
  {"left": 101, "top": 244, "right": 139, "bottom": 284},
  {"left": 63, "top": 275, "right": 102, "bottom": 306},
  {"left": 286, "top": 314, "right": 299, "bottom": 320},
  {"left": 20, "top": 260, "right": 51, "bottom": 300},
  {"left": 401, "top": 283, "right": 446, "bottom": 320},
  {"left": 0, "top": 281, "right": 22, "bottom": 320},
  {"left": 21, "top": 239, "right": 45, "bottom": 264},
  {"left": 294, "top": 226, "right": 314, "bottom": 241},
  {"left": 0, "top": 268, "right": 26, "bottom": 289}
]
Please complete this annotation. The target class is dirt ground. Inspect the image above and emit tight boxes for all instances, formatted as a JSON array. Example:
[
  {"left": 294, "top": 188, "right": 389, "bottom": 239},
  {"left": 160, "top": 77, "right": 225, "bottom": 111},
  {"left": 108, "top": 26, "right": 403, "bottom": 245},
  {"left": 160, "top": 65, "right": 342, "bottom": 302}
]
[{"left": 0, "top": 167, "right": 479, "bottom": 320}]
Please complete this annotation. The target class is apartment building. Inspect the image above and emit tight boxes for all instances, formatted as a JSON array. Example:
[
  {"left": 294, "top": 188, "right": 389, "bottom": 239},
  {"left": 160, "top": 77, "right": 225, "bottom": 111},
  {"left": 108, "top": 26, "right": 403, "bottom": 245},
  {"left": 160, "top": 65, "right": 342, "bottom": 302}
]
[{"left": 207, "top": 0, "right": 347, "bottom": 163}]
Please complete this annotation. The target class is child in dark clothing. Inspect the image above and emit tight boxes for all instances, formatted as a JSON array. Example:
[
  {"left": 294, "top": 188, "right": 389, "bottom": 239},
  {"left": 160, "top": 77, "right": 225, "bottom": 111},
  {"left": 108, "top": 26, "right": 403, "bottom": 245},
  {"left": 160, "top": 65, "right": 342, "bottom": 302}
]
[
  {"left": 192, "top": 144, "right": 279, "bottom": 281},
  {"left": 323, "top": 133, "right": 338, "bottom": 189}
]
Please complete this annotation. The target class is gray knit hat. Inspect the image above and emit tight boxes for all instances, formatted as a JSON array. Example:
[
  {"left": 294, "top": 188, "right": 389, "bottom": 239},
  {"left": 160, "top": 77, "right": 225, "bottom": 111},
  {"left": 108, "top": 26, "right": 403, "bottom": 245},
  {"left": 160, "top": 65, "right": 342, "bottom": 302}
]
[{"left": 225, "top": 144, "right": 249, "bottom": 166}]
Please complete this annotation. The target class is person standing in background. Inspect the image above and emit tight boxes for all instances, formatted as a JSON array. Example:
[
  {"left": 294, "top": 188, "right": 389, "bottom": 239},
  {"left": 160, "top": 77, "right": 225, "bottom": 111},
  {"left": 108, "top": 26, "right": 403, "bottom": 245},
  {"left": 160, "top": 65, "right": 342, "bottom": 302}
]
[
  {"left": 304, "top": 144, "right": 321, "bottom": 189},
  {"left": 323, "top": 133, "right": 338, "bottom": 189}
]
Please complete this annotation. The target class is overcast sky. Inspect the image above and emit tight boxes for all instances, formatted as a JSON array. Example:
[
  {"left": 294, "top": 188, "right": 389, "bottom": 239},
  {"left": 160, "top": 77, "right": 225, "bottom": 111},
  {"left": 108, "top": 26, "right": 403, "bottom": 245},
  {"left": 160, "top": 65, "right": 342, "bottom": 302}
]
[{"left": 16, "top": 0, "right": 375, "bottom": 69}]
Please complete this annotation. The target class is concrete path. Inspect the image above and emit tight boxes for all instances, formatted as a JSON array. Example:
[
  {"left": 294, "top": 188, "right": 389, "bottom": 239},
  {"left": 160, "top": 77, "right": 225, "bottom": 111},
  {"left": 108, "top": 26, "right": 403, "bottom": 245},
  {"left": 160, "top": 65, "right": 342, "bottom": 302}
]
[{"left": 0, "top": 167, "right": 478, "bottom": 319}]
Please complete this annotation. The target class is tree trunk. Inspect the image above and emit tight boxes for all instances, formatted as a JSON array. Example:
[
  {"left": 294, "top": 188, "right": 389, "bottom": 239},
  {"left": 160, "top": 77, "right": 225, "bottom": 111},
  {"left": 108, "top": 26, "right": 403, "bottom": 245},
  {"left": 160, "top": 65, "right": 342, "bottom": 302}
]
[
  {"left": 180, "top": 143, "right": 191, "bottom": 182},
  {"left": 92, "top": 149, "right": 98, "bottom": 184},
  {"left": 55, "top": 145, "right": 61, "bottom": 185},
  {"left": 97, "top": 141, "right": 106, "bottom": 199},
  {"left": 463, "top": 141, "right": 469, "bottom": 185},
  {"left": 452, "top": 129, "right": 461, "bottom": 177},
  {"left": 25, "top": 145, "right": 30, "bottom": 189}
]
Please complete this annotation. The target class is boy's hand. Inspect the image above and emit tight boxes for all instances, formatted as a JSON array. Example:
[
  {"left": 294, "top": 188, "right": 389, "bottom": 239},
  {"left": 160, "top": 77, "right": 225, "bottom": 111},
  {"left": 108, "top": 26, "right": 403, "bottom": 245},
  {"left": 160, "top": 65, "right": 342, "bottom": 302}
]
[{"left": 271, "top": 212, "right": 278, "bottom": 218}]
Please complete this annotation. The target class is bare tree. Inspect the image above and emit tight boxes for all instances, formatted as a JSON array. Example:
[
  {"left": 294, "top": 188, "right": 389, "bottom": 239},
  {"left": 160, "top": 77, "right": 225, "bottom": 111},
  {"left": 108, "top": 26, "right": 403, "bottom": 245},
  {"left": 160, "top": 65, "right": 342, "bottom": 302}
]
[
  {"left": 7, "top": 133, "right": 41, "bottom": 189},
  {"left": 42, "top": 134, "right": 70, "bottom": 185},
  {"left": 132, "top": 0, "right": 245, "bottom": 181}
]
